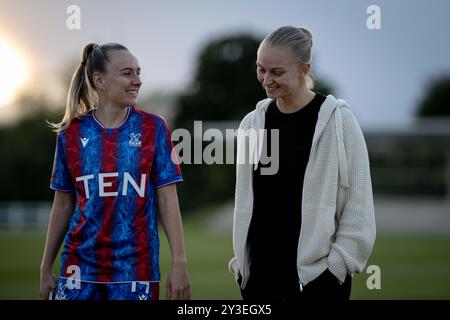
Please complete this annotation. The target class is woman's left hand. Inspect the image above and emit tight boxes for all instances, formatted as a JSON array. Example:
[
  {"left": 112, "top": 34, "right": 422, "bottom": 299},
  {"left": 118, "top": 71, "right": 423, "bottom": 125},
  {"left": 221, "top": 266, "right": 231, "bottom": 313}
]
[{"left": 166, "top": 263, "right": 191, "bottom": 300}]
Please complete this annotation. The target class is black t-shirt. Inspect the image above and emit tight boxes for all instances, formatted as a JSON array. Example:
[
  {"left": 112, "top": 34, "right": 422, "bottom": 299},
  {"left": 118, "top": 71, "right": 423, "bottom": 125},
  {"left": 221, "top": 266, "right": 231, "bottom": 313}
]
[{"left": 247, "top": 92, "right": 327, "bottom": 288}]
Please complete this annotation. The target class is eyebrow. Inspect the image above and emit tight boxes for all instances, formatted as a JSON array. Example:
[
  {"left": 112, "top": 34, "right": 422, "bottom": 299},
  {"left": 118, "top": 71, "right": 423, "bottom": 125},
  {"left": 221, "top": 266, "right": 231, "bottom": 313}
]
[
  {"left": 119, "top": 67, "right": 141, "bottom": 72},
  {"left": 256, "top": 63, "right": 285, "bottom": 71}
]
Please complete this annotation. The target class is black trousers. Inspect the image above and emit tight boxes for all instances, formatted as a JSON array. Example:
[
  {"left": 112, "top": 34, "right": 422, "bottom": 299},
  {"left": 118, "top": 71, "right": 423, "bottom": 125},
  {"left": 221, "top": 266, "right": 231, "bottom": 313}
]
[{"left": 240, "top": 269, "right": 352, "bottom": 300}]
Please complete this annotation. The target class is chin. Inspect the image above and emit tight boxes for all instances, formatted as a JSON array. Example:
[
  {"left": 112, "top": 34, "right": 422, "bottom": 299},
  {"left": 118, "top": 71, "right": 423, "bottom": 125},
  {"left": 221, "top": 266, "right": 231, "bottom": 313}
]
[
  {"left": 124, "top": 98, "right": 138, "bottom": 106},
  {"left": 265, "top": 90, "right": 281, "bottom": 100}
]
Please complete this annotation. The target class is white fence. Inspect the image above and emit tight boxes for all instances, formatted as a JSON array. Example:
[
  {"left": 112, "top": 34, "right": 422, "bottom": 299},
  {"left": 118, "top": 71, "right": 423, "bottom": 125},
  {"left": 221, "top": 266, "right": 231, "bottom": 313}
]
[{"left": 0, "top": 202, "right": 52, "bottom": 230}]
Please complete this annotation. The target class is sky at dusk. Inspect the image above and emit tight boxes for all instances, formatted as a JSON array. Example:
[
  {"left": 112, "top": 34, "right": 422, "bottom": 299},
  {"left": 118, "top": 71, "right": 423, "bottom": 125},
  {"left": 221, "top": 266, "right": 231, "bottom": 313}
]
[{"left": 1, "top": 0, "right": 449, "bottom": 128}]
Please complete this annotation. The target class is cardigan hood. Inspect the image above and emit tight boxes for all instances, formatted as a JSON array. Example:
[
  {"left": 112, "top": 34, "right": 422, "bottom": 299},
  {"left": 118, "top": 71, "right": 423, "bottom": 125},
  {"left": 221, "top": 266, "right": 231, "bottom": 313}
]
[{"left": 251, "top": 94, "right": 350, "bottom": 187}]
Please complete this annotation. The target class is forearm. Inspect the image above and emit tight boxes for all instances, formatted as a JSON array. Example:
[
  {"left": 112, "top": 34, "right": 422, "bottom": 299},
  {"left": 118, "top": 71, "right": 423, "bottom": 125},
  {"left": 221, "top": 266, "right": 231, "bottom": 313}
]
[
  {"left": 329, "top": 109, "right": 376, "bottom": 279},
  {"left": 157, "top": 185, "right": 187, "bottom": 266},
  {"left": 160, "top": 208, "right": 187, "bottom": 266},
  {"left": 40, "top": 192, "right": 75, "bottom": 272}
]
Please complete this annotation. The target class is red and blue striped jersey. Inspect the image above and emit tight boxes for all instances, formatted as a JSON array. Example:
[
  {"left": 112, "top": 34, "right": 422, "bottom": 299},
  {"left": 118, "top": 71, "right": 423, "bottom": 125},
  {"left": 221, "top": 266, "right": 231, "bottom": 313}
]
[{"left": 50, "top": 106, "right": 182, "bottom": 283}]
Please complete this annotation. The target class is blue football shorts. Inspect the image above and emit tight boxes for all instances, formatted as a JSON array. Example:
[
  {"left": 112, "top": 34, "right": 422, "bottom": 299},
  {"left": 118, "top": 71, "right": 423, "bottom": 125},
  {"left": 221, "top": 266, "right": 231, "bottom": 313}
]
[{"left": 51, "top": 277, "right": 159, "bottom": 300}]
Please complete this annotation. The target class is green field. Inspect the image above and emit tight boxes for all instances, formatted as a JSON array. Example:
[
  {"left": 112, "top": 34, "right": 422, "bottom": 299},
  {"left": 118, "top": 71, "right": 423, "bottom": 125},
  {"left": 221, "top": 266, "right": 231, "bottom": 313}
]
[{"left": 1, "top": 214, "right": 450, "bottom": 300}]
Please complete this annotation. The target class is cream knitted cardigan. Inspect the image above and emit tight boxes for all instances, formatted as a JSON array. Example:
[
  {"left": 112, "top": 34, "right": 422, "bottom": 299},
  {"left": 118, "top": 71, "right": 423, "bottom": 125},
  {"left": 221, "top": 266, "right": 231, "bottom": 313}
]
[{"left": 229, "top": 94, "right": 376, "bottom": 290}]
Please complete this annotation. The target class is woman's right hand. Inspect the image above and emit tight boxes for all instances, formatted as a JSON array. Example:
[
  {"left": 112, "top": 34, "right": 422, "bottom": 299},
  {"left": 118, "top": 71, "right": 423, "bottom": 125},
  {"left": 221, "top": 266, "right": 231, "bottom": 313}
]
[
  {"left": 40, "top": 269, "right": 57, "bottom": 300},
  {"left": 39, "top": 191, "right": 75, "bottom": 300}
]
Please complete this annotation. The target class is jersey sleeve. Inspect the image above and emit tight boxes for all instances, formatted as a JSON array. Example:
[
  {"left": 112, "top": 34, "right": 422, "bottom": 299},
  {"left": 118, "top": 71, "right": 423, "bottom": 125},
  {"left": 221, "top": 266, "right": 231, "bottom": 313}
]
[
  {"left": 151, "top": 117, "right": 183, "bottom": 189},
  {"left": 50, "top": 133, "right": 75, "bottom": 192}
]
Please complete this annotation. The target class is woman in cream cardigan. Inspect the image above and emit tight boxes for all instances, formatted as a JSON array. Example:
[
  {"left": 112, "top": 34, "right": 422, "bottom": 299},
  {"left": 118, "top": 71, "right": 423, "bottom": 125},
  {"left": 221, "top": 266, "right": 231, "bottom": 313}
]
[{"left": 229, "top": 26, "right": 376, "bottom": 300}]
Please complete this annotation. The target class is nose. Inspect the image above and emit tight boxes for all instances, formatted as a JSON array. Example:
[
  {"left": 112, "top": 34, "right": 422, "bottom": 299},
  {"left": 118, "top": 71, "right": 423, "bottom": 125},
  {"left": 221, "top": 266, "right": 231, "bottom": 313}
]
[
  {"left": 262, "top": 73, "right": 273, "bottom": 86},
  {"left": 132, "top": 74, "right": 142, "bottom": 87}
]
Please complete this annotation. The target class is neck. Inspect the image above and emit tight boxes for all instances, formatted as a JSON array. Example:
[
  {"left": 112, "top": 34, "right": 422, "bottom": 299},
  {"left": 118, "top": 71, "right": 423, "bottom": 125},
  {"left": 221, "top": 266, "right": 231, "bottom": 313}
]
[
  {"left": 276, "top": 88, "right": 315, "bottom": 114},
  {"left": 94, "top": 102, "right": 129, "bottom": 129}
]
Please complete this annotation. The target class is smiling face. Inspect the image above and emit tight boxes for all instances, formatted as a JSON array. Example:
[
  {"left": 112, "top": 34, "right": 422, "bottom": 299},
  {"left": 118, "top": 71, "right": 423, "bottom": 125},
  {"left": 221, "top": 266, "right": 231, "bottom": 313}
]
[
  {"left": 93, "top": 49, "right": 142, "bottom": 108},
  {"left": 256, "top": 42, "right": 309, "bottom": 100}
]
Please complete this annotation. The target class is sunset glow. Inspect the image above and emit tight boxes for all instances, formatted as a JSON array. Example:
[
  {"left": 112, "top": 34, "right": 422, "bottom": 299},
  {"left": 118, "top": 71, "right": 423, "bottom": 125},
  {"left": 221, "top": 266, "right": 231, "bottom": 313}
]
[{"left": 0, "top": 38, "right": 28, "bottom": 107}]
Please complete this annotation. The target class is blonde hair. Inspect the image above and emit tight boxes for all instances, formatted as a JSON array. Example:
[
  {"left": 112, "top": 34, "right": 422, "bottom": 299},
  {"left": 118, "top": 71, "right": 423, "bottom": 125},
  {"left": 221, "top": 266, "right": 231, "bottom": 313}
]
[
  {"left": 262, "top": 26, "right": 314, "bottom": 89},
  {"left": 49, "top": 43, "right": 128, "bottom": 132}
]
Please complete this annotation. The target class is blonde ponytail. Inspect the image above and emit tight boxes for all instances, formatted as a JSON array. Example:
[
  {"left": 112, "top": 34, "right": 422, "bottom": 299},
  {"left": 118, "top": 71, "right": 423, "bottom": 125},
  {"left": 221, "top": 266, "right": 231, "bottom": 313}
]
[{"left": 48, "top": 43, "right": 128, "bottom": 132}]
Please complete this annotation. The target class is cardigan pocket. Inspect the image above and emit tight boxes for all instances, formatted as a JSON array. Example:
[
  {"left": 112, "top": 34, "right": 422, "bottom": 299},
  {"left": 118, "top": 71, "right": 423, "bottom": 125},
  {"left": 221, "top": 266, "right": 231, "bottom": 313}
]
[{"left": 228, "top": 256, "right": 241, "bottom": 285}]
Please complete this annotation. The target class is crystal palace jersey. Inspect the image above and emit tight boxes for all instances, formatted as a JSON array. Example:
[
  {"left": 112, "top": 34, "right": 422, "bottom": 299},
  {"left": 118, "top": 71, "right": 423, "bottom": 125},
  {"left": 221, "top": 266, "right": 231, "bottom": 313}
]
[{"left": 50, "top": 106, "right": 182, "bottom": 283}]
